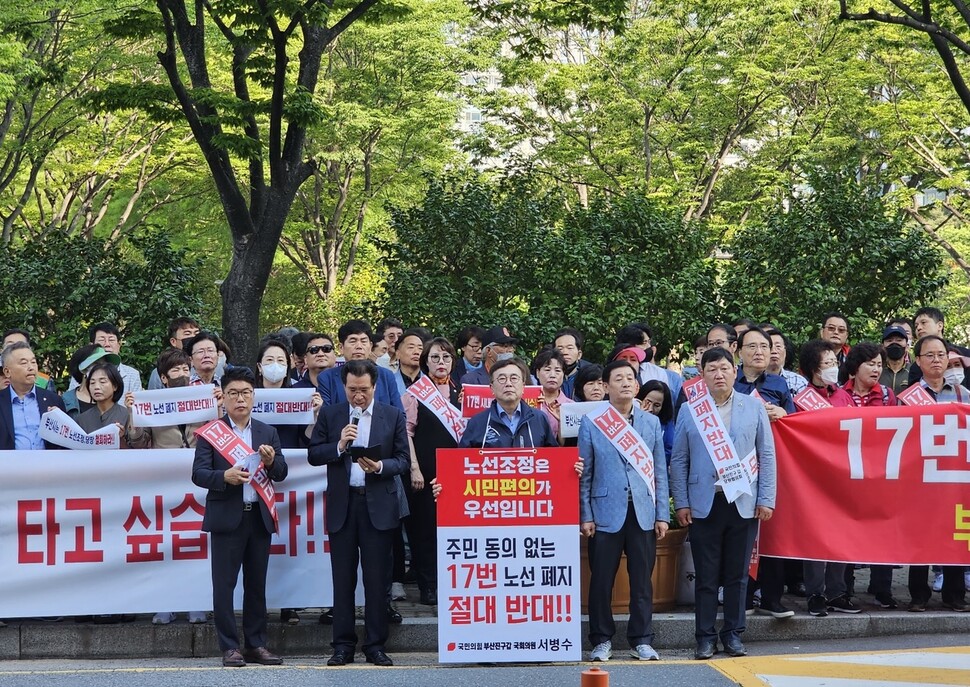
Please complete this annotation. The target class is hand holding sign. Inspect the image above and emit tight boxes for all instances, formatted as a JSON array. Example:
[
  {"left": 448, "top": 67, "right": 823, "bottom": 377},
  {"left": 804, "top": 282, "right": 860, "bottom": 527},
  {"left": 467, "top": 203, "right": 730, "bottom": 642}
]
[
  {"left": 224, "top": 463, "right": 250, "bottom": 485},
  {"left": 258, "top": 444, "right": 276, "bottom": 467}
]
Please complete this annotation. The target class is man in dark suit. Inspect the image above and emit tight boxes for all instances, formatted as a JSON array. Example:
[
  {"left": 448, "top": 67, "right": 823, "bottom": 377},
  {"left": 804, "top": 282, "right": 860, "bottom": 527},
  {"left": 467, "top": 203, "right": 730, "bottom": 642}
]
[
  {"left": 308, "top": 359, "right": 410, "bottom": 667},
  {"left": 192, "top": 366, "right": 288, "bottom": 668},
  {"left": 0, "top": 342, "right": 65, "bottom": 450}
]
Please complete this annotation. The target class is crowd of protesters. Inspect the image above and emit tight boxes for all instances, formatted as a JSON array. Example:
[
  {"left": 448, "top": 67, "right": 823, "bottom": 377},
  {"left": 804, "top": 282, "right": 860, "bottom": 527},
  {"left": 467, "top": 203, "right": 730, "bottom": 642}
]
[{"left": 2, "top": 307, "right": 969, "bottom": 664}]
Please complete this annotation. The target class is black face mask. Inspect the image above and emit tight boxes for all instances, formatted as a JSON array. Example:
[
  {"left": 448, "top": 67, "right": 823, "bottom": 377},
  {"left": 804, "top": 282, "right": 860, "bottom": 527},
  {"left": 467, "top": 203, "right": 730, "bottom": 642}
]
[
  {"left": 885, "top": 343, "right": 907, "bottom": 361},
  {"left": 642, "top": 347, "right": 654, "bottom": 364}
]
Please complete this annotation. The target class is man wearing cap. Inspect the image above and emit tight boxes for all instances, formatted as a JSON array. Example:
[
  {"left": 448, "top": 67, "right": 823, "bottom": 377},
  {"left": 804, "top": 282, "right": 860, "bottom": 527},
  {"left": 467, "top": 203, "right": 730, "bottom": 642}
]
[
  {"left": 0, "top": 342, "right": 66, "bottom": 450},
  {"left": 459, "top": 326, "right": 518, "bottom": 387},
  {"left": 879, "top": 325, "right": 912, "bottom": 396}
]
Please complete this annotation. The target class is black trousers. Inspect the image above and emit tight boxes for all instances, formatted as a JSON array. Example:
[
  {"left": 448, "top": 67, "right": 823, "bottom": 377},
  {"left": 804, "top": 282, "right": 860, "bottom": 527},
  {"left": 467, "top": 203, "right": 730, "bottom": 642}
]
[
  {"left": 689, "top": 493, "right": 758, "bottom": 643},
  {"left": 405, "top": 479, "right": 438, "bottom": 594},
  {"left": 908, "top": 565, "right": 966, "bottom": 605},
  {"left": 330, "top": 491, "right": 395, "bottom": 655},
  {"left": 587, "top": 501, "right": 657, "bottom": 647},
  {"left": 210, "top": 507, "right": 272, "bottom": 652}
]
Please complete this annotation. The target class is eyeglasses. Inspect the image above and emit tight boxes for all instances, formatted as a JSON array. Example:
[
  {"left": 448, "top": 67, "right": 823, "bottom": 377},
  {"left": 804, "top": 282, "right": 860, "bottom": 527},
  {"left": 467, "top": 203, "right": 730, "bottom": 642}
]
[
  {"left": 707, "top": 339, "right": 729, "bottom": 347},
  {"left": 742, "top": 343, "right": 770, "bottom": 352},
  {"left": 823, "top": 325, "right": 848, "bottom": 334},
  {"left": 493, "top": 375, "right": 523, "bottom": 385},
  {"left": 307, "top": 344, "right": 334, "bottom": 354},
  {"left": 918, "top": 353, "right": 947, "bottom": 361},
  {"left": 192, "top": 348, "right": 217, "bottom": 357},
  {"left": 226, "top": 389, "right": 253, "bottom": 400},
  {"left": 428, "top": 354, "right": 452, "bottom": 363}
]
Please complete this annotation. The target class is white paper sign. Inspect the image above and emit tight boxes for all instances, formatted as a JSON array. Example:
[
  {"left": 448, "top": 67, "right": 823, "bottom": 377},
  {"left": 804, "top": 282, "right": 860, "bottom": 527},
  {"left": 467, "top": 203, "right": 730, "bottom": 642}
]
[
  {"left": 559, "top": 401, "right": 608, "bottom": 439},
  {"left": 39, "top": 408, "right": 120, "bottom": 450},
  {"left": 129, "top": 385, "right": 219, "bottom": 428},
  {"left": 251, "top": 388, "right": 315, "bottom": 425}
]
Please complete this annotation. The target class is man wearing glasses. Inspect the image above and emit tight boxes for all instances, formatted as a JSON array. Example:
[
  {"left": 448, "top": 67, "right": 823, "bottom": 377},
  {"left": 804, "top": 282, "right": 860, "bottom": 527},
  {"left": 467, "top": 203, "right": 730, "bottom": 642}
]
[
  {"left": 819, "top": 313, "right": 851, "bottom": 368},
  {"left": 460, "top": 358, "right": 557, "bottom": 449},
  {"left": 906, "top": 335, "right": 970, "bottom": 613},
  {"left": 192, "top": 366, "right": 288, "bottom": 667}
]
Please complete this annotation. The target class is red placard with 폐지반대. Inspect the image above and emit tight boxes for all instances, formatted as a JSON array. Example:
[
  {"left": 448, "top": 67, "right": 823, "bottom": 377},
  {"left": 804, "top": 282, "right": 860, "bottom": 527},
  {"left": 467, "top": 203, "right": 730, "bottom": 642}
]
[
  {"left": 759, "top": 403, "right": 970, "bottom": 565},
  {"left": 461, "top": 384, "right": 543, "bottom": 418},
  {"left": 435, "top": 447, "right": 581, "bottom": 664}
]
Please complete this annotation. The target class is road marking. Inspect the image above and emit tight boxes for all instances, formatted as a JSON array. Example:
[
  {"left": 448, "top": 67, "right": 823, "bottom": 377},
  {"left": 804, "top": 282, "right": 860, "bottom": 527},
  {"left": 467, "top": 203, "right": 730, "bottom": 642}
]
[{"left": 712, "top": 646, "right": 970, "bottom": 686}]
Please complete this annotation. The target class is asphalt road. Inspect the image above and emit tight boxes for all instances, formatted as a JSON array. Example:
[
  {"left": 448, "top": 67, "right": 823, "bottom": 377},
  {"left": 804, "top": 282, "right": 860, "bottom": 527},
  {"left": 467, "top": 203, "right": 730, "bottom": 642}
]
[{"left": 0, "top": 634, "right": 967, "bottom": 687}]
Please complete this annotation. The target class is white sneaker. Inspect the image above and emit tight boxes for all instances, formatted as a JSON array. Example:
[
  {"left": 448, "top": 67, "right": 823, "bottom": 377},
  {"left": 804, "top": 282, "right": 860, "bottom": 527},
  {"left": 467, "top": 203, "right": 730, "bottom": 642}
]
[
  {"left": 391, "top": 582, "right": 407, "bottom": 600},
  {"left": 152, "top": 612, "right": 175, "bottom": 625},
  {"left": 932, "top": 572, "right": 944, "bottom": 592},
  {"left": 188, "top": 611, "right": 207, "bottom": 624},
  {"left": 631, "top": 644, "right": 659, "bottom": 661},
  {"left": 590, "top": 641, "right": 612, "bottom": 662}
]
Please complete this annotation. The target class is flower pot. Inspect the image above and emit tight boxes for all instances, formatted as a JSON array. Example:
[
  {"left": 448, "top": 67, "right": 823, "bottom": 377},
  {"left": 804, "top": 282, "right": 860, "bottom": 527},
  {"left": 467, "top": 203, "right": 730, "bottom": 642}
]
[{"left": 579, "top": 526, "right": 688, "bottom": 613}]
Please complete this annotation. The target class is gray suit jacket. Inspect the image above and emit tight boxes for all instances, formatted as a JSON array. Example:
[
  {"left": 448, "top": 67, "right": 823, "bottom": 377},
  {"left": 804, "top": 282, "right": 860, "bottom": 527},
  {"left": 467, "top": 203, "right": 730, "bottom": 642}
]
[
  {"left": 578, "top": 406, "right": 669, "bottom": 533},
  {"left": 670, "top": 391, "right": 776, "bottom": 519}
]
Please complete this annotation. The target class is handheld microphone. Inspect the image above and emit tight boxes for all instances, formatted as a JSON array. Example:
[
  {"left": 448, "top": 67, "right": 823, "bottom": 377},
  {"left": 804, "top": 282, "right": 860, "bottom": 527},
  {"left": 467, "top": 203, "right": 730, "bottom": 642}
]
[{"left": 351, "top": 406, "right": 363, "bottom": 426}]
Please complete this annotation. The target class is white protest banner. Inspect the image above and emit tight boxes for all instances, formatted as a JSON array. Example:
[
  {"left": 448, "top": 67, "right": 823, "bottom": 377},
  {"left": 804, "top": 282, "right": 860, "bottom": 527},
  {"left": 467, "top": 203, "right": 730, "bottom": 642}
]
[
  {"left": 436, "top": 447, "right": 582, "bottom": 663},
  {"left": 39, "top": 408, "right": 120, "bottom": 450},
  {"left": 251, "top": 387, "right": 316, "bottom": 425},
  {"left": 129, "top": 385, "right": 219, "bottom": 428},
  {"left": 0, "top": 449, "right": 357, "bottom": 617},
  {"left": 559, "top": 400, "right": 608, "bottom": 439}
]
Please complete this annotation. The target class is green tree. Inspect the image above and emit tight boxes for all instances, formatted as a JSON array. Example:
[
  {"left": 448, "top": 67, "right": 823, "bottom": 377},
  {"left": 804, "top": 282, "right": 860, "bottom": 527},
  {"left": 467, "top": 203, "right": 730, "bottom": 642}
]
[
  {"left": 0, "top": 230, "right": 207, "bottom": 382},
  {"left": 720, "top": 172, "right": 949, "bottom": 341},
  {"left": 382, "top": 173, "right": 719, "bottom": 360}
]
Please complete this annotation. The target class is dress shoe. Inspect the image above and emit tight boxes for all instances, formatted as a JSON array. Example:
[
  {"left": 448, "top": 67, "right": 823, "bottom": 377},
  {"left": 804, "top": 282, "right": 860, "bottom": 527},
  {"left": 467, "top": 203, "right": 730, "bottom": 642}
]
[
  {"left": 366, "top": 650, "right": 394, "bottom": 666},
  {"left": 387, "top": 603, "right": 403, "bottom": 624},
  {"left": 243, "top": 646, "right": 283, "bottom": 665},
  {"left": 318, "top": 608, "right": 334, "bottom": 625},
  {"left": 327, "top": 650, "right": 355, "bottom": 666},
  {"left": 280, "top": 608, "right": 300, "bottom": 625},
  {"left": 694, "top": 639, "right": 716, "bottom": 660},
  {"left": 722, "top": 637, "right": 747, "bottom": 657},
  {"left": 222, "top": 648, "right": 246, "bottom": 667}
]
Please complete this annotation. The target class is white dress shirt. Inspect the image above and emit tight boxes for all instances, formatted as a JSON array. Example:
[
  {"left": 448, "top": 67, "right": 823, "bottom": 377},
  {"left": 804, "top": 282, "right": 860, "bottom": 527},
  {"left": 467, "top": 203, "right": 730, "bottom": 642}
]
[
  {"left": 229, "top": 417, "right": 258, "bottom": 503},
  {"left": 348, "top": 400, "right": 375, "bottom": 487}
]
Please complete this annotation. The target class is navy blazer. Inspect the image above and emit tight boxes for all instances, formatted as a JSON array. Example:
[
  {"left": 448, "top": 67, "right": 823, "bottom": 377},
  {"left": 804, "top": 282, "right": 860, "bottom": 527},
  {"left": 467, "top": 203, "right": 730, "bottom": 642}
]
[
  {"left": 0, "top": 386, "right": 66, "bottom": 450},
  {"left": 191, "top": 417, "right": 288, "bottom": 534},
  {"left": 317, "top": 365, "right": 404, "bottom": 412},
  {"left": 307, "top": 401, "right": 410, "bottom": 533}
]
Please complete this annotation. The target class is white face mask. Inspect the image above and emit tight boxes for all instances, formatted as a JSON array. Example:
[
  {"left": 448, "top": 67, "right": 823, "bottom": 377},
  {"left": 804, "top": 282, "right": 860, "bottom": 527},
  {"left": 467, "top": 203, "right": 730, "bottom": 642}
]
[
  {"left": 943, "top": 367, "right": 964, "bottom": 387},
  {"left": 819, "top": 366, "right": 840, "bottom": 386},
  {"left": 260, "top": 362, "right": 287, "bottom": 384},
  {"left": 495, "top": 352, "right": 515, "bottom": 362},
  {"left": 376, "top": 353, "right": 391, "bottom": 368}
]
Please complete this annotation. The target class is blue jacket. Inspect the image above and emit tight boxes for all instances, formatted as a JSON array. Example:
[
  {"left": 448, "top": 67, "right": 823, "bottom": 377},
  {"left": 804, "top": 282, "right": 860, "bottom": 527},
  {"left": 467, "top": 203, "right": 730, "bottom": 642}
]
[
  {"left": 459, "top": 400, "right": 558, "bottom": 449},
  {"left": 670, "top": 391, "right": 776, "bottom": 519},
  {"left": 734, "top": 369, "right": 795, "bottom": 413},
  {"left": 578, "top": 406, "right": 669, "bottom": 533},
  {"left": 317, "top": 365, "right": 404, "bottom": 412}
]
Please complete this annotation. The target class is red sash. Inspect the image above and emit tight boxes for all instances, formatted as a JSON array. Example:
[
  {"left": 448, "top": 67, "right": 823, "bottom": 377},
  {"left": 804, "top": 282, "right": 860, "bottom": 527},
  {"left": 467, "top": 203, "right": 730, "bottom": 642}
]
[{"left": 195, "top": 419, "right": 279, "bottom": 533}]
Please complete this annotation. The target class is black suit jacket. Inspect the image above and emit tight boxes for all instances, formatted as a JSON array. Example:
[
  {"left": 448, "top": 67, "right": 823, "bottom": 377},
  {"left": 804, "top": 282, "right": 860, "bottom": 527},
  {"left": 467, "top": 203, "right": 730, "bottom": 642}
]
[
  {"left": 191, "top": 417, "right": 287, "bottom": 534},
  {"left": 307, "top": 401, "right": 410, "bottom": 533},
  {"left": 0, "top": 386, "right": 66, "bottom": 450}
]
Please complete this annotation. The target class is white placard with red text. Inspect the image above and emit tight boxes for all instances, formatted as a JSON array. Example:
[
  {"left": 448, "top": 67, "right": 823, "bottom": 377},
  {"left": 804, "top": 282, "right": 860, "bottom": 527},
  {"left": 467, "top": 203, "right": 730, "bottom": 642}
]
[
  {"left": 251, "top": 388, "right": 316, "bottom": 425},
  {"left": 0, "top": 449, "right": 356, "bottom": 617},
  {"left": 129, "top": 385, "right": 219, "bottom": 428},
  {"left": 436, "top": 447, "right": 581, "bottom": 663},
  {"left": 461, "top": 384, "right": 543, "bottom": 418}
]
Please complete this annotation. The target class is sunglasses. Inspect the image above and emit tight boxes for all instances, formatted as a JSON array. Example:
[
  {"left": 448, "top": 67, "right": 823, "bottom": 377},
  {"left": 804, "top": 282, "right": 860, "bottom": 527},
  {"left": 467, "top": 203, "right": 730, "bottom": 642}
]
[{"left": 307, "top": 344, "right": 334, "bottom": 354}]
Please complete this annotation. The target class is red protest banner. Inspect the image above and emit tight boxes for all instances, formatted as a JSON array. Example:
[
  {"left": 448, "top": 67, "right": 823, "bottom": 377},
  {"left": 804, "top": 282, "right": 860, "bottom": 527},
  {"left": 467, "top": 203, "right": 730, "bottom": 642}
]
[
  {"left": 461, "top": 384, "right": 543, "bottom": 418},
  {"left": 436, "top": 447, "right": 580, "bottom": 527},
  {"left": 759, "top": 404, "right": 970, "bottom": 565}
]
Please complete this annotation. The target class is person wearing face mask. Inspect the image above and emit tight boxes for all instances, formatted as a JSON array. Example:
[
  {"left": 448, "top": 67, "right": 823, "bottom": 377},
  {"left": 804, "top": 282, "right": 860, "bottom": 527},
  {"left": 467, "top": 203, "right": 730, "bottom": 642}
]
[
  {"left": 879, "top": 326, "right": 912, "bottom": 395},
  {"left": 255, "top": 338, "right": 323, "bottom": 450},
  {"left": 799, "top": 340, "right": 853, "bottom": 406},
  {"left": 459, "top": 326, "right": 519, "bottom": 386}
]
